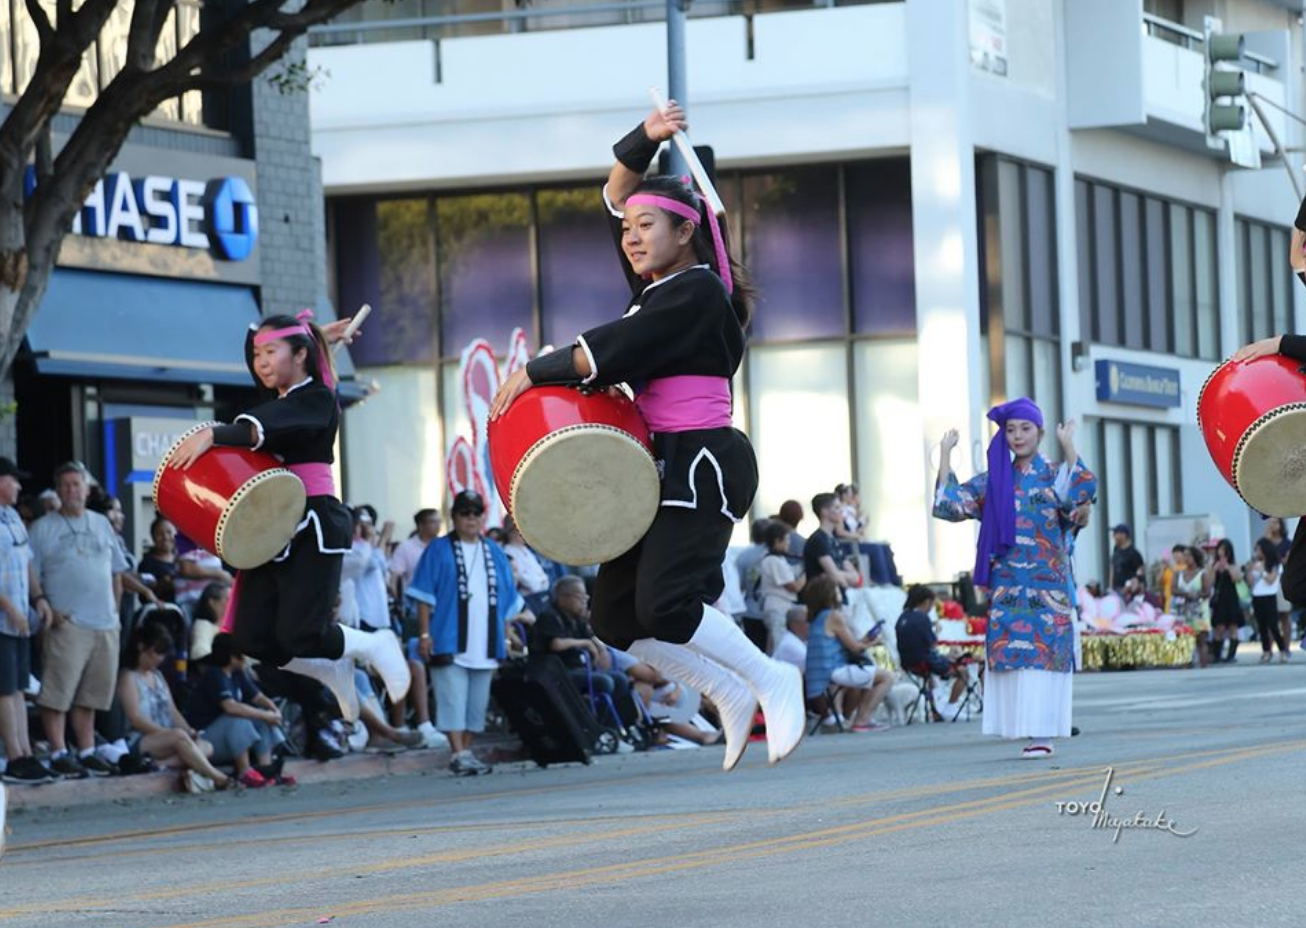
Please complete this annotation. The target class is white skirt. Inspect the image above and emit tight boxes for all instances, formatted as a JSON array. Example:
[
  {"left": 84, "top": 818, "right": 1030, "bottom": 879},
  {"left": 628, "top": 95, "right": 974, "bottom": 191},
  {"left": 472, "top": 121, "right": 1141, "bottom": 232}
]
[{"left": 981, "top": 667, "right": 1073, "bottom": 740}]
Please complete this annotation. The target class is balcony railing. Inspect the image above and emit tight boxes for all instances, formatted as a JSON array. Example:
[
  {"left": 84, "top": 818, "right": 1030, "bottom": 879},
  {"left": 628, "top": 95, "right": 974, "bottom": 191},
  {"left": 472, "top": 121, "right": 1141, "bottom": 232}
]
[
  {"left": 309, "top": 0, "right": 888, "bottom": 47},
  {"left": 1142, "top": 12, "right": 1278, "bottom": 74}
]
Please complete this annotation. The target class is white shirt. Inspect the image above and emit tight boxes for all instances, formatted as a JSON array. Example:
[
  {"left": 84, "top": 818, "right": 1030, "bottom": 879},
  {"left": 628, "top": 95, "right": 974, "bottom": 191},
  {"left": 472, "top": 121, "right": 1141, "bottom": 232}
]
[
  {"left": 505, "top": 543, "right": 549, "bottom": 595},
  {"left": 759, "top": 553, "right": 799, "bottom": 606},
  {"left": 1253, "top": 568, "right": 1281, "bottom": 598},
  {"left": 455, "top": 540, "right": 498, "bottom": 671},
  {"left": 389, "top": 536, "right": 429, "bottom": 590},
  {"left": 344, "top": 539, "right": 390, "bottom": 630},
  {"left": 773, "top": 631, "right": 807, "bottom": 672}
]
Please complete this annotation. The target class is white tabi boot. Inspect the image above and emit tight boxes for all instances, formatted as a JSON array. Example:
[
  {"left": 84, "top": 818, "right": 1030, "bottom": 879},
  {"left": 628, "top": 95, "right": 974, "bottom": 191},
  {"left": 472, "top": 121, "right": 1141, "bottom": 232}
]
[
  {"left": 628, "top": 638, "right": 757, "bottom": 772},
  {"left": 284, "top": 657, "right": 360, "bottom": 723},
  {"left": 687, "top": 604, "right": 805, "bottom": 764},
  {"left": 340, "top": 626, "right": 412, "bottom": 704}
]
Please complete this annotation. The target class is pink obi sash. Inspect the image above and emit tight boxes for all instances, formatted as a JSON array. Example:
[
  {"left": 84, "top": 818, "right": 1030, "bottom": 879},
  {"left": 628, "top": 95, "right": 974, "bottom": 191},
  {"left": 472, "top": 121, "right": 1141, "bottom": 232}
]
[
  {"left": 636, "top": 376, "right": 732, "bottom": 433},
  {"left": 288, "top": 463, "right": 337, "bottom": 498}
]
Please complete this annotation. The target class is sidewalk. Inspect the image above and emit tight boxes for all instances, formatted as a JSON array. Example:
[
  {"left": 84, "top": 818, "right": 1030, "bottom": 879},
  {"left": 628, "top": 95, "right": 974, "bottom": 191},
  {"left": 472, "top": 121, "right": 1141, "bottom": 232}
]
[{"left": 5, "top": 736, "right": 524, "bottom": 812}]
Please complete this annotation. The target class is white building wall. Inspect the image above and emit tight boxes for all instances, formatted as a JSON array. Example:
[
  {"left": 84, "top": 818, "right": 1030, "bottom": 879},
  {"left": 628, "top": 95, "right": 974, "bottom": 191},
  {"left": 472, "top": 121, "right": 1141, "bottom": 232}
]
[{"left": 312, "top": 0, "right": 1303, "bottom": 585}]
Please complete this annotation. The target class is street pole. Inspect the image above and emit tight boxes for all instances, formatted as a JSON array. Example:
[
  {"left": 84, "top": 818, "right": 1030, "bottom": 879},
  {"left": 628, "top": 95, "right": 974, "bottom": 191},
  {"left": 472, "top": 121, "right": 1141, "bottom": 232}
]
[{"left": 666, "top": 0, "right": 689, "bottom": 176}]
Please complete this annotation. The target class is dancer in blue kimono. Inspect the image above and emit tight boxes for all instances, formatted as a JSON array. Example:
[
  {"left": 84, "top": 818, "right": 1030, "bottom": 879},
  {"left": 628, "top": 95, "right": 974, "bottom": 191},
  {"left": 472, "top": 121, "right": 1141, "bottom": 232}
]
[
  {"left": 933, "top": 398, "right": 1097, "bottom": 759},
  {"left": 405, "top": 490, "right": 526, "bottom": 776}
]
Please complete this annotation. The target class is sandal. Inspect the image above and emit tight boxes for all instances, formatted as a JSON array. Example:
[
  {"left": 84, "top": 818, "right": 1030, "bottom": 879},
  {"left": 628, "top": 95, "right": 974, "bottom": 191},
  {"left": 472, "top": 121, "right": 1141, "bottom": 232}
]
[{"left": 1021, "top": 744, "right": 1054, "bottom": 759}]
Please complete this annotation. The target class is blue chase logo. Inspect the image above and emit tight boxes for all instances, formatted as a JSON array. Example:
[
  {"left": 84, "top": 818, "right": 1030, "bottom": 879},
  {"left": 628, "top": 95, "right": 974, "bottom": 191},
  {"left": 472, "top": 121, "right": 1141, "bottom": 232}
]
[{"left": 25, "top": 167, "right": 260, "bottom": 262}]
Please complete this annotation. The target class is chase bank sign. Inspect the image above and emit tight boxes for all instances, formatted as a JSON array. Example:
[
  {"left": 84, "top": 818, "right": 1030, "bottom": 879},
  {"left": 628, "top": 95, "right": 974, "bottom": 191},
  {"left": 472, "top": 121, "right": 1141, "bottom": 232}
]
[{"left": 25, "top": 168, "right": 259, "bottom": 261}]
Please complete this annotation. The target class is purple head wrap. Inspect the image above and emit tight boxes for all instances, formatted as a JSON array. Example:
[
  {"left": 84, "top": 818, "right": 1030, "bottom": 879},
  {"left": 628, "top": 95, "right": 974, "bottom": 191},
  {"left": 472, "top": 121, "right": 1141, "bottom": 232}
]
[{"left": 973, "top": 397, "right": 1044, "bottom": 587}]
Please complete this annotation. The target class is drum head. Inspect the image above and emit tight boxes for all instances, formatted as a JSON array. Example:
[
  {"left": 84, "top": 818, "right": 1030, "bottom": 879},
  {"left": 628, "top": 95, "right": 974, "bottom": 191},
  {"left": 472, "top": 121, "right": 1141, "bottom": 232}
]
[
  {"left": 511, "top": 425, "right": 659, "bottom": 566},
  {"left": 216, "top": 471, "right": 307, "bottom": 569},
  {"left": 1234, "top": 406, "right": 1306, "bottom": 516}
]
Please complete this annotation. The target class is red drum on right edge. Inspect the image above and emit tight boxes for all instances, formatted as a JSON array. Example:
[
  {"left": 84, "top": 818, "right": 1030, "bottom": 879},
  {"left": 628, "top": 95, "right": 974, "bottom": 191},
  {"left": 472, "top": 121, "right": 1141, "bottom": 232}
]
[{"left": 1198, "top": 354, "right": 1306, "bottom": 516}]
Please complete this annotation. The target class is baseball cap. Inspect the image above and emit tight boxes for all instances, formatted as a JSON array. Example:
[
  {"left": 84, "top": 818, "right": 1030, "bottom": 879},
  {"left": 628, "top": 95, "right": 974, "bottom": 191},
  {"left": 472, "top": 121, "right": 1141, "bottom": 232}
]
[
  {"left": 1111, "top": 524, "right": 1131, "bottom": 536},
  {"left": 0, "top": 457, "right": 30, "bottom": 481},
  {"left": 452, "top": 490, "right": 485, "bottom": 515}
]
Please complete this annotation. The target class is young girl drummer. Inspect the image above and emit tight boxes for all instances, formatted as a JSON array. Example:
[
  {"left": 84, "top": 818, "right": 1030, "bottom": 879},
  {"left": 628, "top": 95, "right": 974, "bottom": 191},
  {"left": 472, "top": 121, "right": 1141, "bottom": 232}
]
[
  {"left": 170, "top": 312, "right": 409, "bottom": 719},
  {"left": 490, "top": 103, "right": 805, "bottom": 769}
]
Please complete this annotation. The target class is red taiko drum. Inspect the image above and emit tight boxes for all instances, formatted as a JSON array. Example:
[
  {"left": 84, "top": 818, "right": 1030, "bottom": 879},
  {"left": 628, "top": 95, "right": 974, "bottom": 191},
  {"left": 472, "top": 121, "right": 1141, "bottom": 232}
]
[
  {"left": 488, "top": 387, "right": 659, "bottom": 565},
  {"left": 1198, "top": 355, "right": 1306, "bottom": 516},
  {"left": 152, "top": 422, "right": 307, "bottom": 569}
]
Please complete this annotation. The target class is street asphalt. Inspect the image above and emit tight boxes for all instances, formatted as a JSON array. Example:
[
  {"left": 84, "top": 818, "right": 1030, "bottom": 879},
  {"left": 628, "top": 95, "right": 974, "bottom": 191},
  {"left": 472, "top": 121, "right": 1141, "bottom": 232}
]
[{"left": 0, "top": 656, "right": 1302, "bottom": 928}]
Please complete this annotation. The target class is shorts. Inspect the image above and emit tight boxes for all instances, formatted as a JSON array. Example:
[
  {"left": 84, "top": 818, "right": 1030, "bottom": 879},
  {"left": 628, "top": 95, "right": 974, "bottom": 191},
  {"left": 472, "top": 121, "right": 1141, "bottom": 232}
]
[
  {"left": 433, "top": 664, "right": 494, "bottom": 734},
  {"left": 37, "top": 622, "right": 119, "bottom": 712},
  {"left": 0, "top": 633, "right": 32, "bottom": 697},
  {"left": 830, "top": 664, "right": 878, "bottom": 689}
]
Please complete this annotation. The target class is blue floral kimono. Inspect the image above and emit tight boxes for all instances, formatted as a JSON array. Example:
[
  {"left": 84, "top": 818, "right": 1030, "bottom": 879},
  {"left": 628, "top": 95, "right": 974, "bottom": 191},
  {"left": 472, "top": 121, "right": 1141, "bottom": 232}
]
[{"left": 934, "top": 455, "right": 1097, "bottom": 673}]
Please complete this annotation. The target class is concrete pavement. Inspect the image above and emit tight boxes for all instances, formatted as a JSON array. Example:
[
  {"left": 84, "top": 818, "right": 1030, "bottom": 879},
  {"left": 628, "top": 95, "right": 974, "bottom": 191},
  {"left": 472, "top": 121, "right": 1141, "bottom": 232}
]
[{"left": 0, "top": 659, "right": 1302, "bottom": 928}]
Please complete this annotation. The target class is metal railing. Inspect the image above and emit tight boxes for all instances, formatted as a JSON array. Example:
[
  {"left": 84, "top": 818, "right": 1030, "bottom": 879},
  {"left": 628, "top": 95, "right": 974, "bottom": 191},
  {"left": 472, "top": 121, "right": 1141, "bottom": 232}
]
[
  {"left": 1142, "top": 12, "right": 1278, "bottom": 74},
  {"left": 309, "top": 0, "right": 879, "bottom": 47}
]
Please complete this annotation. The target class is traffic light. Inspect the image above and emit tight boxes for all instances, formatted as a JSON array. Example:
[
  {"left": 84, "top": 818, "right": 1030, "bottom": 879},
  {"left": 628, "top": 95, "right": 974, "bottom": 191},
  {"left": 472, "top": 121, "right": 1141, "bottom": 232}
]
[{"left": 1205, "top": 22, "right": 1247, "bottom": 136}]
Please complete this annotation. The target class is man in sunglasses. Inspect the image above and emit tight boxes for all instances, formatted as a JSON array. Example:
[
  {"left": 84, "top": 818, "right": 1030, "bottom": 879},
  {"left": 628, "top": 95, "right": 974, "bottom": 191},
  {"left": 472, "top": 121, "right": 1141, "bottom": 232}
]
[{"left": 406, "top": 491, "right": 532, "bottom": 776}]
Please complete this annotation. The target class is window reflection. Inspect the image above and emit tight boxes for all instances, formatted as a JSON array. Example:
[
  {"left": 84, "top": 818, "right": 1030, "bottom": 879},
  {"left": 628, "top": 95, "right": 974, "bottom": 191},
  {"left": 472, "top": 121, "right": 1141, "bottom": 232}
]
[
  {"left": 538, "top": 185, "right": 629, "bottom": 347},
  {"left": 438, "top": 192, "right": 533, "bottom": 356}
]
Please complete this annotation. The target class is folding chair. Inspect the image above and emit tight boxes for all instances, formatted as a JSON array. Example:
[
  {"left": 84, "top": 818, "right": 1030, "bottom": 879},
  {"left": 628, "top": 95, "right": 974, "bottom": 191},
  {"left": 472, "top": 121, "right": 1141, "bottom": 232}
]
[
  {"left": 945, "top": 656, "right": 983, "bottom": 722},
  {"left": 806, "top": 684, "right": 846, "bottom": 735},
  {"left": 902, "top": 663, "right": 941, "bottom": 724}
]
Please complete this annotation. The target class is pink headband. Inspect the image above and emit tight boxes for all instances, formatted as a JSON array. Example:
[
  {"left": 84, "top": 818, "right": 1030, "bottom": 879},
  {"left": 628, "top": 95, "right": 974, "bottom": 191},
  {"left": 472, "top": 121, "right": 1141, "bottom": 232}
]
[
  {"left": 625, "top": 192, "right": 734, "bottom": 295},
  {"left": 252, "top": 308, "right": 335, "bottom": 389}
]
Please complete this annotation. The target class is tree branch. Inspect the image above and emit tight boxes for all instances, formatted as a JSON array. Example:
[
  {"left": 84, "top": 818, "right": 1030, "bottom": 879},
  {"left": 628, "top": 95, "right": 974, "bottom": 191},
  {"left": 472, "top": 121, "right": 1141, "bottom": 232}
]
[{"left": 24, "top": 0, "right": 55, "bottom": 44}]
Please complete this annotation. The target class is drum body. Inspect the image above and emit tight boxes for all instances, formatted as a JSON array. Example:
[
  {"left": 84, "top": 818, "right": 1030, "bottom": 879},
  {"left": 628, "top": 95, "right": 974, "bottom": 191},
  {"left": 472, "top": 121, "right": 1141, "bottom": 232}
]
[
  {"left": 489, "top": 387, "right": 659, "bottom": 566},
  {"left": 153, "top": 422, "right": 307, "bottom": 569},
  {"left": 1198, "top": 355, "right": 1306, "bottom": 516}
]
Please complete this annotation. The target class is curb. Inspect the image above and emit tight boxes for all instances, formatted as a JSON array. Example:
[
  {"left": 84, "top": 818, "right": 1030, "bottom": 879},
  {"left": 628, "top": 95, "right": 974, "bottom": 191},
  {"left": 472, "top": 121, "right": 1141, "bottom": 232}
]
[{"left": 5, "top": 737, "right": 524, "bottom": 813}]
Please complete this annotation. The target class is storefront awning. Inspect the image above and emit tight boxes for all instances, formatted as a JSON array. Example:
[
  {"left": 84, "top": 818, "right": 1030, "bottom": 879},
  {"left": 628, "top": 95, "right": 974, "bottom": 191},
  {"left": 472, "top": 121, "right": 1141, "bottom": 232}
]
[{"left": 25, "top": 269, "right": 262, "bottom": 385}]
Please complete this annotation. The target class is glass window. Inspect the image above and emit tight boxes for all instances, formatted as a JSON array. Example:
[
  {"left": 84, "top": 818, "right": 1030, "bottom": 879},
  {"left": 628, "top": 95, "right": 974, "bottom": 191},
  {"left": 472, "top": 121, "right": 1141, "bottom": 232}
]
[
  {"left": 846, "top": 159, "right": 916, "bottom": 335},
  {"left": 1169, "top": 204, "right": 1195, "bottom": 357},
  {"left": 1249, "top": 223, "right": 1271, "bottom": 341},
  {"left": 343, "top": 366, "right": 444, "bottom": 522},
  {"left": 852, "top": 339, "right": 927, "bottom": 579},
  {"left": 1144, "top": 198, "right": 1169, "bottom": 353},
  {"left": 537, "top": 186, "right": 631, "bottom": 348},
  {"left": 743, "top": 169, "right": 844, "bottom": 342},
  {"left": 1004, "top": 334, "right": 1032, "bottom": 402},
  {"left": 332, "top": 199, "right": 383, "bottom": 364},
  {"left": 1091, "top": 185, "right": 1119, "bottom": 344},
  {"left": 1193, "top": 209, "right": 1219, "bottom": 359},
  {"left": 1075, "top": 180, "right": 1094, "bottom": 343},
  {"left": 1154, "top": 426, "right": 1177, "bottom": 516},
  {"left": 438, "top": 192, "right": 533, "bottom": 358},
  {"left": 1031, "top": 338, "right": 1062, "bottom": 437},
  {"left": 1024, "top": 165, "right": 1057, "bottom": 337},
  {"left": 1272, "top": 228, "right": 1291, "bottom": 337},
  {"left": 997, "top": 160, "right": 1026, "bottom": 331},
  {"left": 1119, "top": 192, "right": 1145, "bottom": 350},
  {"left": 746, "top": 344, "right": 851, "bottom": 534}
]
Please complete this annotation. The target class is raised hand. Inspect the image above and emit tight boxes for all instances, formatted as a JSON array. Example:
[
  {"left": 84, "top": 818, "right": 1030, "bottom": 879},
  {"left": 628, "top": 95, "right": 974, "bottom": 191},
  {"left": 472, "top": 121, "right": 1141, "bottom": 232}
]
[
  {"left": 1231, "top": 336, "right": 1283, "bottom": 364},
  {"left": 1056, "top": 419, "right": 1077, "bottom": 460},
  {"left": 644, "top": 100, "right": 687, "bottom": 143},
  {"left": 940, "top": 429, "right": 960, "bottom": 455}
]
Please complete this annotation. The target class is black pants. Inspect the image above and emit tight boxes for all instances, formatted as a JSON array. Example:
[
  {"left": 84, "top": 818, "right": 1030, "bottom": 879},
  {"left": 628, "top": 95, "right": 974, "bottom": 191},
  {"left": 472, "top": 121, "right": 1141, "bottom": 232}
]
[
  {"left": 231, "top": 533, "right": 345, "bottom": 666},
  {"left": 1283, "top": 519, "right": 1306, "bottom": 606},
  {"left": 590, "top": 504, "right": 735, "bottom": 650},
  {"left": 1251, "top": 595, "right": 1287, "bottom": 653}
]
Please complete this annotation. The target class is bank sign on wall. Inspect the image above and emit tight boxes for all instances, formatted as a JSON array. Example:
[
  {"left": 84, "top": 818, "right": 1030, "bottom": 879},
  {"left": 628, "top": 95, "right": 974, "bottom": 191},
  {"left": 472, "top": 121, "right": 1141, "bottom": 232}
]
[{"left": 27, "top": 167, "right": 258, "bottom": 261}]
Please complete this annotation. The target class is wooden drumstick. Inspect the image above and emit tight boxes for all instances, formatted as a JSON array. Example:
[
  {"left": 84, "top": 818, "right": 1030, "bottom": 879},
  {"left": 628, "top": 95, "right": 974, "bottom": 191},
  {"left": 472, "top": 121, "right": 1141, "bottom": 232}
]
[
  {"left": 333, "top": 303, "right": 371, "bottom": 352},
  {"left": 649, "top": 87, "right": 726, "bottom": 219}
]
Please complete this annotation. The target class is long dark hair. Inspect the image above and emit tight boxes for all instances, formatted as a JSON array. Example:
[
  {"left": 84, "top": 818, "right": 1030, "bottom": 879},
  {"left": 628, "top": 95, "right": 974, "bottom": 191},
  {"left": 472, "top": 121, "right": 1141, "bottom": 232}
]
[
  {"left": 1256, "top": 537, "right": 1280, "bottom": 571},
  {"left": 124, "top": 621, "right": 173, "bottom": 670},
  {"left": 247, "top": 313, "right": 337, "bottom": 398},
  {"left": 629, "top": 175, "right": 756, "bottom": 329}
]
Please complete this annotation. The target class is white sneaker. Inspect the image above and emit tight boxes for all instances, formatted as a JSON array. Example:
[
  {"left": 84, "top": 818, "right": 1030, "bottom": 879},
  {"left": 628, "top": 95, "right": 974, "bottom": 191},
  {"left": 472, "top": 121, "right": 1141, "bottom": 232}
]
[
  {"left": 341, "top": 627, "right": 411, "bottom": 703},
  {"left": 417, "top": 722, "right": 450, "bottom": 750},
  {"left": 284, "top": 657, "right": 360, "bottom": 722}
]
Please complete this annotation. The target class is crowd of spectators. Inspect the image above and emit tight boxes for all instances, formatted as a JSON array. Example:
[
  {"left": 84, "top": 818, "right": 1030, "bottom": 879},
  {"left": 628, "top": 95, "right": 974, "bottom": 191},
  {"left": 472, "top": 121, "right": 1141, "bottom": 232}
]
[{"left": 2, "top": 461, "right": 974, "bottom": 796}]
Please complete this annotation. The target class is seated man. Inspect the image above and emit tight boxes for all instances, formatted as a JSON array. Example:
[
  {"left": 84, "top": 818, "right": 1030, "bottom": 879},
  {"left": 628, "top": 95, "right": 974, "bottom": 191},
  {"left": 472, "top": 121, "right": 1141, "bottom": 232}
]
[
  {"left": 803, "top": 576, "right": 894, "bottom": 732},
  {"left": 895, "top": 585, "right": 971, "bottom": 706},
  {"left": 772, "top": 606, "right": 809, "bottom": 674},
  {"left": 531, "top": 576, "right": 638, "bottom": 729}
]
